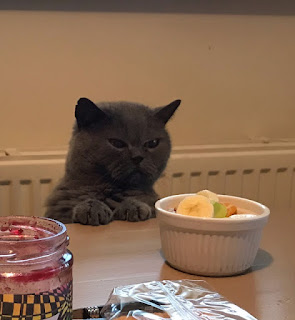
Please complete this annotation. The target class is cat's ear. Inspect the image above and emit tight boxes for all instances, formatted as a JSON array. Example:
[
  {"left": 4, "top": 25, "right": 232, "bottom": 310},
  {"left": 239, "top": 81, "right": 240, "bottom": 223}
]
[
  {"left": 75, "top": 98, "right": 108, "bottom": 129},
  {"left": 154, "top": 99, "right": 181, "bottom": 125}
]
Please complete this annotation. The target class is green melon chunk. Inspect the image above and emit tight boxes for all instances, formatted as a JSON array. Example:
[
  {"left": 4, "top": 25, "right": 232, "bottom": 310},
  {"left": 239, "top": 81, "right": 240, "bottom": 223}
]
[{"left": 213, "top": 202, "right": 227, "bottom": 218}]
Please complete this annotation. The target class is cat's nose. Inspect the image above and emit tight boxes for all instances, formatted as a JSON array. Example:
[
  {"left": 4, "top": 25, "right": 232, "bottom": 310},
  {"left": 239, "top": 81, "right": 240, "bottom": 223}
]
[{"left": 132, "top": 156, "right": 144, "bottom": 165}]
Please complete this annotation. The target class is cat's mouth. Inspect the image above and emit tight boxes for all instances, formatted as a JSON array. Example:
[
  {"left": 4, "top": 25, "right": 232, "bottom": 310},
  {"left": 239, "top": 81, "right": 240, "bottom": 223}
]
[
  {"left": 108, "top": 162, "right": 155, "bottom": 188},
  {"left": 127, "top": 170, "right": 146, "bottom": 186}
]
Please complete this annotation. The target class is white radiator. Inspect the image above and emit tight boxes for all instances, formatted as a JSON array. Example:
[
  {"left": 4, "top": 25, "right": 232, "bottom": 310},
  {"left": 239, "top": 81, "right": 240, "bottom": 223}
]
[{"left": 1, "top": 143, "right": 295, "bottom": 217}]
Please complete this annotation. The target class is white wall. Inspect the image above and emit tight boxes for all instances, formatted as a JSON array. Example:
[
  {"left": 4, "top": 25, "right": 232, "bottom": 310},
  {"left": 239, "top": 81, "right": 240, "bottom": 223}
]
[{"left": 1, "top": 10, "right": 295, "bottom": 150}]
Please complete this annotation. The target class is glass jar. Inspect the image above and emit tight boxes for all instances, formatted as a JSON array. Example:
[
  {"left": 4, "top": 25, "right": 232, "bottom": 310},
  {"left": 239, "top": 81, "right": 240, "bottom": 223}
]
[{"left": 0, "top": 216, "right": 73, "bottom": 320}]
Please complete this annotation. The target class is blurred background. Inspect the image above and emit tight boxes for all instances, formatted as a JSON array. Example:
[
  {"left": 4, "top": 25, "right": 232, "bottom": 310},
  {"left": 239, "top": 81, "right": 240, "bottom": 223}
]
[
  {"left": 1, "top": 1, "right": 295, "bottom": 216},
  {"left": 1, "top": 0, "right": 295, "bottom": 150}
]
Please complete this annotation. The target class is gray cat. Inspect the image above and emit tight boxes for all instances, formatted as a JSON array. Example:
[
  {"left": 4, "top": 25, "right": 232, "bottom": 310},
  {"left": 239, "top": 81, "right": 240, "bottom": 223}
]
[{"left": 45, "top": 97, "right": 181, "bottom": 225}]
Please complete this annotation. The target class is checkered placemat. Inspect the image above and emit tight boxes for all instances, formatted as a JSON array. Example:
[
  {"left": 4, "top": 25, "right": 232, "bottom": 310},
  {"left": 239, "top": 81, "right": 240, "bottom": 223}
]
[{"left": 0, "top": 281, "right": 72, "bottom": 320}]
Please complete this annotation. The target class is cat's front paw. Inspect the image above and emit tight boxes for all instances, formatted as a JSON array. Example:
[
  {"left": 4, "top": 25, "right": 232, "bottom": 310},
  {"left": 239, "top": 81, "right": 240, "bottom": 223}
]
[
  {"left": 114, "top": 199, "right": 154, "bottom": 222},
  {"left": 73, "top": 199, "right": 114, "bottom": 226}
]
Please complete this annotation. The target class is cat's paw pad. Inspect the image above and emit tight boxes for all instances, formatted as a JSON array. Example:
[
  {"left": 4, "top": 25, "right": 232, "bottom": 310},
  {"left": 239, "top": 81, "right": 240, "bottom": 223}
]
[
  {"left": 73, "top": 199, "right": 114, "bottom": 226},
  {"left": 114, "top": 199, "right": 154, "bottom": 222}
]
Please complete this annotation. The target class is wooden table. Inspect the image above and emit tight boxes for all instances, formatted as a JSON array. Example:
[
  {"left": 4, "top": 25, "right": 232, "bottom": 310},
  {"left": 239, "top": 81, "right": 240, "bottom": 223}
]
[{"left": 67, "top": 211, "right": 295, "bottom": 320}]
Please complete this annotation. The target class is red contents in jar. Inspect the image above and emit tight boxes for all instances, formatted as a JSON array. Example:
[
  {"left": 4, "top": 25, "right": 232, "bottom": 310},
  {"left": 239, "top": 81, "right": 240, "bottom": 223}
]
[
  {"left": 9, "top": 228, "right": 24, "bottom": 236},
  {"left": 0, "top": 224, "right": 55, "bottom": 241},
  {"left": 0, "top": 266, "right": 64, "bottom": 283}
]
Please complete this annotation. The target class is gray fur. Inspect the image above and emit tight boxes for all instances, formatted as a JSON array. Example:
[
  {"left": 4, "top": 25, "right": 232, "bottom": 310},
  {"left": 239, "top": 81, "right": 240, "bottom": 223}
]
[{"left": 45, "top": 98, "right": 180, "bottom": 225}]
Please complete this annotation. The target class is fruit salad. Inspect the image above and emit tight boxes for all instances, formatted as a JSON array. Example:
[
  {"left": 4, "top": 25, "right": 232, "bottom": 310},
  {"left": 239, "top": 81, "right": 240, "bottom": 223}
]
[{"left": 176, "top": 190, "right": 238, "bottom": 218}]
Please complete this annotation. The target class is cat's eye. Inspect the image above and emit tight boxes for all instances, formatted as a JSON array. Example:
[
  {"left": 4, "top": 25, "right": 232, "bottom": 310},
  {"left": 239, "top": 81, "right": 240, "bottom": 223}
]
[
  {"left": 108, "top": 139, "right": 127, "bottom": 149},
  {"left": 144, "top": 139, "right": 160, "bottom": 149}
]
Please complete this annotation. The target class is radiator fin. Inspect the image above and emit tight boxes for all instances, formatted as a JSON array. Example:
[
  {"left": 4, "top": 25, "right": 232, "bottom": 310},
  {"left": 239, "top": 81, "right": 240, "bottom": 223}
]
[
  {"left": 225, "top": 170, "right": 242, "bottom": 197},
  {"left": 242, "top": 169, "right": 259, "bottom": 202},
  {"left": 0, "top": 181, "right": 11, "bottom": 216}
]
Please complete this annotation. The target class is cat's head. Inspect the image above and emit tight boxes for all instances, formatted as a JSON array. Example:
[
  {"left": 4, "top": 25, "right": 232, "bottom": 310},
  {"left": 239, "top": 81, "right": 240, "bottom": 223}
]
[{"left": 66, "top": 97, "right": 181, "bottom": 189}]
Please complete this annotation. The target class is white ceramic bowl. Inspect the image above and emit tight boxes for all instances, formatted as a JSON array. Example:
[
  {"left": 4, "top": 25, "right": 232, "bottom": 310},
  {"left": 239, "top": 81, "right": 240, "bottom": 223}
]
[{"left": 155, "top": 194, "right": 270, "bottom": 276}]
